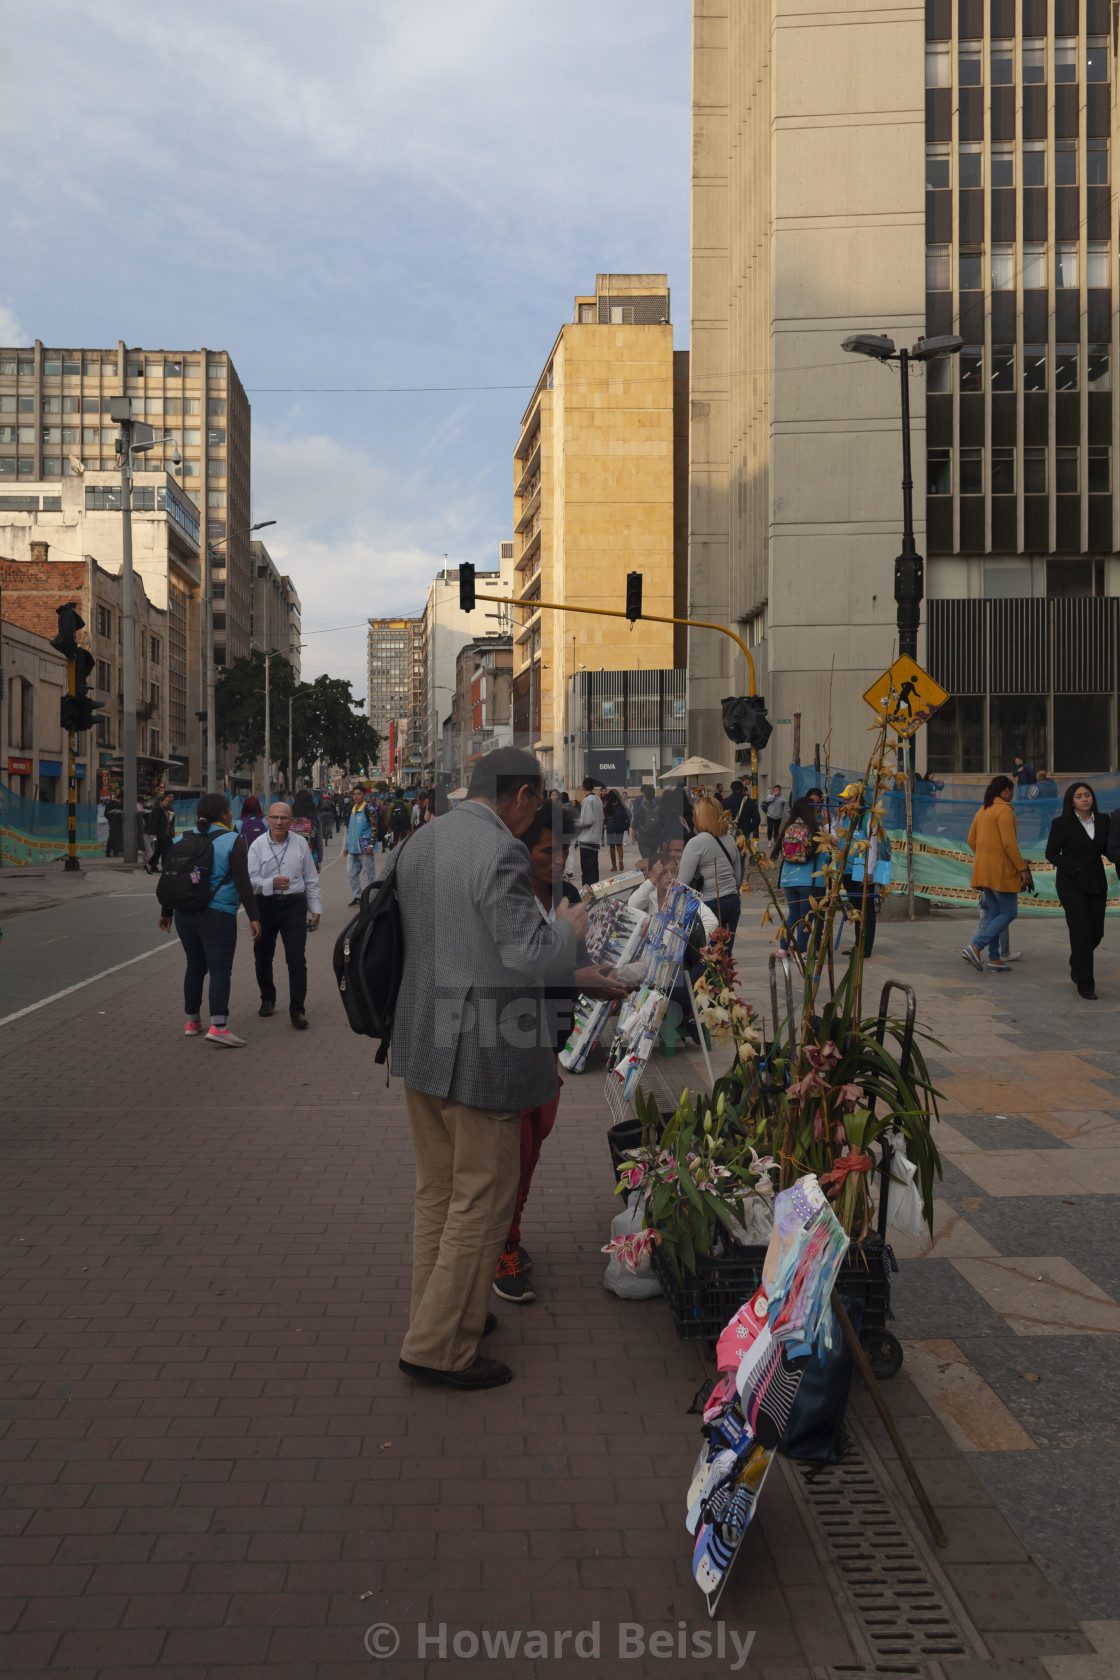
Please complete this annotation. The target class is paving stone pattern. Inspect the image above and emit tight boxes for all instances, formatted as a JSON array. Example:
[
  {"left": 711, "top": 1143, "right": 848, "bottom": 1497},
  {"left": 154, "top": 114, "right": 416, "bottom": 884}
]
[{"left": 0, "top": 845, "right": 1109, "bottom": 1676}]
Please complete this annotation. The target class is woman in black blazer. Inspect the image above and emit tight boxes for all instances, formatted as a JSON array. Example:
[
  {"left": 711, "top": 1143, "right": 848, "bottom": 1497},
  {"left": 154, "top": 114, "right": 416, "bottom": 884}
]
[{"left": 1046, "top": 783, "right": 1110, "bottom": 999}]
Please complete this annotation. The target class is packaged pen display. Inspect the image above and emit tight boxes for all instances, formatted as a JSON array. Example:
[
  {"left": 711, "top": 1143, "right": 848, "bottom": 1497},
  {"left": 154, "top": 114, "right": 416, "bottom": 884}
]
[{"left": 603, "top": 881, "right": 702, "bottom": 1102}]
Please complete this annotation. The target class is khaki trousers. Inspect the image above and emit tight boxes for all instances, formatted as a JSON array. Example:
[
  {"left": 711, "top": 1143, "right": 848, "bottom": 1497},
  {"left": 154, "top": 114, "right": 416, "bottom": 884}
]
[{"left": 401, "top": 1088, "right": 522, "bottom": 1372}]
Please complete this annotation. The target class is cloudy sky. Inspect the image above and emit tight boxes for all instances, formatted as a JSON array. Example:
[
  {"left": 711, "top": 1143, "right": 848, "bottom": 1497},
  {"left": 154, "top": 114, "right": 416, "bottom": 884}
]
[{"left": 0, "top": 1, "right": 690, "bottom": 696}]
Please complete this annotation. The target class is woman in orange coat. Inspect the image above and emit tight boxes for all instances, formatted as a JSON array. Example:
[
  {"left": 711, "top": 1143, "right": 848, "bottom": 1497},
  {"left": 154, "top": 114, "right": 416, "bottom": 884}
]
[{"left": 963, "top": 775, "right": 1034, "bottom": 973}]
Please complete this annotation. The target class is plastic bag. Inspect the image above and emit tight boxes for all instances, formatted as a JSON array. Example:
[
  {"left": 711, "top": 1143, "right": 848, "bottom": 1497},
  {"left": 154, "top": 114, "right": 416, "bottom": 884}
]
[
  {"left": 603, "top": 1194, "right": 662, "bottom": 1300},
  {"left": 885, "top": 1149, "right": 926, "bottom": 1236}
]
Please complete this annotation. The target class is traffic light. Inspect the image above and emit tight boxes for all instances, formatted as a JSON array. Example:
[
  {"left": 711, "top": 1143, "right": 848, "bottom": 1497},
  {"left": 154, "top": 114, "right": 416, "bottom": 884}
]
[
  {"left": 59, "top": 692, "right": 103, "bottom": 734},
  {"left": 74, "top": 648, "right": 96, "bottom": 695},
  {"left": 50, "top": 602, "right": 85, "bottom": 659},
  {"left": 625, "top": 571, "right": 643, "bottom": 622},
  {"left": 459, "top": 563, "right": 476, "bottom": 613},
  {"left": 721, "top": 694, "right": 773, "bottom": 751}
]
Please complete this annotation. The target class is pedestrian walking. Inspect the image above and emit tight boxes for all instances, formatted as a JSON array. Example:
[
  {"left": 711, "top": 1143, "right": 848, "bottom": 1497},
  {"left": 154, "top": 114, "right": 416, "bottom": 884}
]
[
  {"left": 145, "top": 791, "right": 176, "bottom": 874},
  {"left": 493, "top": 803, "right": 628, "bottom": 1305},
  {"left": 728, "top": 779, "right": 760, "bottom": 843},
  {"left": 319, "top": 796, "right": 335, "bottom": 845},
  {"left": 390, "top": 746, "right": 588, "bottom": 1390},
  {"left": 772, "top": 792, "right": 825, "bottom": 954},
  {"left": 1048, "top": 783, "right": 1110, "bottom": 1000},
  {"left": 236, "top": 795, "right": 267, "bottom": 847},
  {"left": 157, "top": 791, "right": 261, "bottom": 1046},
  {"left": 761, "top": 784, "right": 788, "bottom": 843},
  {"left": 290, "top": 787, "right": 322, "bottom": 868},
  {"left": 345, "top": 784, "right": 379, "bottom": 904},
  {"left": 387, "top": 789, "right": 413, "bottom": 847},
  {"left": 247, "top": 801, "right": 322, "bottom": 1029},
  {"left": 963, "top": 776, "right": 1034, "bottom": 974},
  {"left": 104, "top": 793, "right": 124, "bottom": 858},
  {"left": 631, "top": 784, "right": 663, "bottom": 868},
  {"left": 677, "top": 794, "right": 745, "bottom": 936},
  {"left": 837, "top": 782, "right": 886, "bottom": 958},
  {"left": 574, "top": 776, "right": 605, "bottom": 885},
  {"left": 1013, "top": 754, "right": 1037, "bottom": 787},
  {"left": 604, "top": 787, "right": 630, "bottom": 871}
]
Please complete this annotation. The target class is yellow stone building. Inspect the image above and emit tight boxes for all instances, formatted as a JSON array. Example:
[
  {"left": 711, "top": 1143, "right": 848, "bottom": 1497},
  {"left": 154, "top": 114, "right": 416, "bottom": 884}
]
[{"left": 512, "top": 274, "right": 686, "bottom": 785}]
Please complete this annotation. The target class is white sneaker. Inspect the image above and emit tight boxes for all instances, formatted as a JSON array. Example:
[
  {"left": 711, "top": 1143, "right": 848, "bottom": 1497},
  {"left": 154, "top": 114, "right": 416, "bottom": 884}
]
[
  {"left": 205, "top": 1026, "right": 246, "bottom": 1048},
  {"left": 1003, "top": 950, "right": 1022, "bottom": 961}
]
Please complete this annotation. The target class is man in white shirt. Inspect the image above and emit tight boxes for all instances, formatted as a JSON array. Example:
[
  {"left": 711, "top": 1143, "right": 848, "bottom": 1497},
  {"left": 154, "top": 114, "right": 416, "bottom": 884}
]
[
  {"left": 247, "top": 802, "right": 323, "bottom": 1030},
  {"left": 574, "top": 777, "right": 605, "bottom": 886}
]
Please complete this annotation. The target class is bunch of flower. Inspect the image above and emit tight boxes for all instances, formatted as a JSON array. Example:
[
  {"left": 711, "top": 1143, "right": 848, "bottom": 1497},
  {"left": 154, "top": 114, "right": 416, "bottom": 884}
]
[
  {"left": 601, "top": 1227, "right": 662, "bottom": 1275},
  {"left": 692, "top": 929, "right": 763, "bottom": 1066}
]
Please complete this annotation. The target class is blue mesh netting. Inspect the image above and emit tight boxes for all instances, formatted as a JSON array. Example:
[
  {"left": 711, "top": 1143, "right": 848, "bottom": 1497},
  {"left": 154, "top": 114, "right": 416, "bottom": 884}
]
[
  {"left": 1, "top": 790, "right": 257, "bottom": 866},
  {"left": 787, "top": 765, "right": 1120, "bottom": 914}
]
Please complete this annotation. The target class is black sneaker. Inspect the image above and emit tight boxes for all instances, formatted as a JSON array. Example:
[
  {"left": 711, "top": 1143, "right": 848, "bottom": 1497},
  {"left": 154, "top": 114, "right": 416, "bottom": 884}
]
[
  {"left": 493, "top": 1244, "right": 536, "bottom": 1303},
  {"left": 290, "top": 1011, "right": 309, "bottom": 1030},
  {"left": 517, "top": 1246, "right": 533, "bottom": 1273},
  {"left": 398, "top": 1355, "right": 512, "bottom": 1390}
]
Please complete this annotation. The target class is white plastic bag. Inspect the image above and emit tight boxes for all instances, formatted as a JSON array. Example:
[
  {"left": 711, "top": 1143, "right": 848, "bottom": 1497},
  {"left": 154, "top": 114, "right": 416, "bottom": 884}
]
[
  {"left": 602, "top": 1194, "right": 662, "bottom": 1300},
  {"left": 885, "top": 1149, "right": 926, "bottom": 1236}
]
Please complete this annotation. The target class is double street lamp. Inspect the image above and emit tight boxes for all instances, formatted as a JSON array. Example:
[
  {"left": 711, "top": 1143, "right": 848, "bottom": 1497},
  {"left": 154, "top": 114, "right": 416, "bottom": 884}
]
[
  {"left": 205, "top": 520, "right": 275, "bottom": 792},
  {"left": 841, "top": 332, "right": 963, "bottom": 659}
]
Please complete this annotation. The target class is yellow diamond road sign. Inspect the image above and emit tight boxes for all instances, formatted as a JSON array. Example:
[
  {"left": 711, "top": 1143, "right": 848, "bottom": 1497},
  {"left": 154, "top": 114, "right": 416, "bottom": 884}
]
[{"left": 863, "top": 655, "right": 949, "bottom": 738}]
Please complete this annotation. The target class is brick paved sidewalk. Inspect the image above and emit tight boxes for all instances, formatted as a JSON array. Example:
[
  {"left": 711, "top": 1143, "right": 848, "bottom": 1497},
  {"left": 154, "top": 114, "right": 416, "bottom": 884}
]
[{"left": 0, "top": 852, "right": 1100, "bottom": 1678}]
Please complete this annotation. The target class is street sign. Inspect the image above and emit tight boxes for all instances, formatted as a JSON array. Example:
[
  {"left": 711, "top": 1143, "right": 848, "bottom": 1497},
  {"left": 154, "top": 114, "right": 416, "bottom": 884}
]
[{"left": 862, "top": 655, "right": 948, "bottom": 738}]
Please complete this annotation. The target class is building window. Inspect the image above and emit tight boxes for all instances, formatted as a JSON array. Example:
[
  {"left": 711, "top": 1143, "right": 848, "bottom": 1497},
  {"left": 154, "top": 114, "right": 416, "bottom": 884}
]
[
  {"left": 959, "top": 248, "right": 983, "bottom": 290},
  {"left": 61, "top": 427, "right": 78, "bottom": 445},
  {"left": 1022, "top": 39, "right": 1045, "bottom": 82},
  {"left": 1023, "top": 344, "right": 1047, "bottom": 390},
  {"left": 149, "top": 729, "right": 160, "bottom": 757},
  {"left": 149, "top": 635, "right": 161, "bottom": 663},
  {"left": 959, "top": 448, "right": 983, "bottom": 494},
  {"left": 991, "top": 144, "right": 1014, "bottom": 187},
  {"left": 42, "top": 426, "right": 60, "bottom": 444},
  {"left": 207, "top": 399, "right": 226, "bottom": 417},
  {"left": 184, "top": 398, "right": 200, "bottom": 415},
  {"left": 991, "top": 448, "right": 1015, "bottom": 494},
  {"left": 991, "top": 347, "right": 1015, "bottom": 391},
  {"left": 1087, "top": 36, "right": 1109, "bottom": 81},
  {"left": 1088, "top": 346, "right": 1111, "bottom": 390},
  {"left": 925, "top": 143, "right": 950, "bottom": 188},
  {"left": 1055, "top": 142, "right": 1077, "bottom": 186},
  {"left": 207, "top": 458, "right": 225, "bottom": 477},
  {"left": 62, "top": 396, "right": 79, "bottom": 413},
  {"left": 991, "top": 245, "right": 1015, "bottom": 290},
  {"left": 1089, "top": 445, "right": 1111, "bottom": 492},
  {"left": 149, "top": 682, "right": 160, "bottom": 708},
  {"left": 609, "top": 306, "right": 634, "bottom": 324},
  {"left": 991, "top": 38, "right": 1014, "bottom": 82},
  {"left": 214, "top": 645, "right": 226, "bottom": 667},
  {"left": 926, "top": 355, "right": 952, "bottom": 393},
  {"left": 926, "top": 244, "right": 950, "bottom": 290},
  {"left": 578, "top": 304, "right": 595, "bottom": 324},
  {"left": 207, "top": 428, "right": 225, "bottom": 445},
  {"left": 1087, "top": 141, "right": 1109, "bottom": 186},
  {"left": 212, "top": 614, "right": 226, "bottom": 631},
  {"left": 1023, "top": 243, "right": 1047, "bottom": 288},
  {"left": 17, "top": 459, "right": 34, "bottom": 475},
  {"left": 1055, "top": 346, "right": 1079, "bottom": 390},
  {"left": 17, "top": 397, "right": 33, "bottom": 412},
  {"left": 1057, "top": 446, "right": 1079, "bottom": 493},
  {"left": 42, "top": 396, "right": 60, "bottom": 413},
  {"left": 96, "top": 659, "right": 111, "bottom": 691},
  {"left": 164, "top": 360, "right": 182, "bottom": 378},
  {"left": 1024, "top": 447, "right": 1047, "bottom": 493},
  {"left": 1055, "top": 244, "right": 1078, "bottom": 288},
  {"left": 207, "top": 490, "right": 226, "bottom": 508},
  {"left": 1054, "top": 38, "right": 1077, "bottom": 81},
  {"left": 959, "top": 143, "right": 982, "bottom": 188},
  {"left": 959, "top": 348, "right": 983, "bottom": 392},
  {"left": 1087, "top": 242, "right": 1111, "bottom": 289},
  {"left": 43, "top": 358, "right": 61, "bottom": 376},
  {"left": 927, "top": 449, "right": 952, "bottom": 494},
  {"left": 926, "top": 42, "right": 950, "bottom": 85},
  {"left": 207, "top": 363, "right": 225, "bottom": 380},
  {"left": 42, "top": 457, "right": 61, "bottom": 474},
  {"left": 958, "top": 41, "right": 982, "bottom": 84},
  {"left": 96, "top": 715, "right": 112, "bottom": 748}
]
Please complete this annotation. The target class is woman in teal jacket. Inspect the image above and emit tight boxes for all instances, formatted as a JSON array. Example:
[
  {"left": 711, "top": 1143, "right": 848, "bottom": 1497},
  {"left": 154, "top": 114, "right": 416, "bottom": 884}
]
[{"left": 772, "top": 790, "right": 826, "bottom": 954}]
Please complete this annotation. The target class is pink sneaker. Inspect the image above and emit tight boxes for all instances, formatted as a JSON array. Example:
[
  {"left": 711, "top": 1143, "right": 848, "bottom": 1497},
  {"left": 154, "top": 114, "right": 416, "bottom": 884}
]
[
  {"left": 184, "top": 1021, "right": 202, "bottom": 1037},
  {"left": 205, "top": 1026, "right": 245, "bottom": 1048}
]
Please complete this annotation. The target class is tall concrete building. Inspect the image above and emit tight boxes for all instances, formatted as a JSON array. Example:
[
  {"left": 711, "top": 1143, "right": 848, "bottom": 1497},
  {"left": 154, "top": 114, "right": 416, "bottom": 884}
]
[
  {"left": 421, "top": 562, "right": 513, "bottom": 779},
  {"left": 690, "top": 0, "right": 1119, "bottom": 777},
  {"left": 251, "top": 540, "right": 302, "bottom": 681},
  {"left": 0, "top": 341, "right": 252, "bottom": 786},
  {"left": 512, "top": 276, "right": 686, "bottom": 784},
  {"left": 366, "top": 617, "right": 423, "bottom": 778}
]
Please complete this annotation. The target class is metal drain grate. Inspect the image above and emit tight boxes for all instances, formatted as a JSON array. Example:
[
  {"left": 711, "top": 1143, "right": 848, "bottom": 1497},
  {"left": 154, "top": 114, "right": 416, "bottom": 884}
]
[{"left": 793, "top": 1442, "right": 970, "bottom": 1671}]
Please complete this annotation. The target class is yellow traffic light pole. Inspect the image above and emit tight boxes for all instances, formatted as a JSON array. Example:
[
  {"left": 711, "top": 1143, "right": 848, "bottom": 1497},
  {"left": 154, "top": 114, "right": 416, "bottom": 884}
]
[
  {"left": 481, "top": 593, "right": 762, "bottom": 795},
  {"left": 64, "top": 656, "right": 80, "bottom": 873}
]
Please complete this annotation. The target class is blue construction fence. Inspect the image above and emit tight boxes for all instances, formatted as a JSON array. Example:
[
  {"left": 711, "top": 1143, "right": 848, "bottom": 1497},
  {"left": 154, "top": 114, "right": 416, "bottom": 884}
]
[
  {"left": 788, "top": 765, "right": 1120, "bottom": 913},
  {"left": 0, "top": 789, "right": 260, "bottom": 866}
]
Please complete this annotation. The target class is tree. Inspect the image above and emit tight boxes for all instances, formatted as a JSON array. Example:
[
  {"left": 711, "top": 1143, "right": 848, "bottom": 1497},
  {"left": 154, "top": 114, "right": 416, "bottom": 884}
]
[{"left": 216, "top": 653, "right": 380, "bottom": 780}]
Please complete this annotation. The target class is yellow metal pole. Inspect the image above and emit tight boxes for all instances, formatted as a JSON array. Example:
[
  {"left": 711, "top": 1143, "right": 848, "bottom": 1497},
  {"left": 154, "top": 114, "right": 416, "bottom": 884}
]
[
  {"left": 491, "top": 594, "right": 761, "bottom": 795},
  {"left": 64, "top": 656, "right": 80, "bottom": 873}
]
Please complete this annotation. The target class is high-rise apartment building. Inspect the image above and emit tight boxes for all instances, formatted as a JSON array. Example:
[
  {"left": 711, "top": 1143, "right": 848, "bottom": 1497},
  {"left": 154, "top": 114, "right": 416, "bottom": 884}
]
[
  {"left": 689, "top": 0, "right": 1119, "bottom": 776},
  {"left": 512, "top": 275, "right": 686, "bottom": 784},
  {"left": 367, "top": 617, "right": 422, "bottom": 776},
  {"left": 251, "top": 540, "right": 302, "bottom": 681},
  {"left": 0, "top": 340, "right": 252, "bottom": 786},
  {"left": 420, "top": 563, "right": 514, "bottom": 779}
]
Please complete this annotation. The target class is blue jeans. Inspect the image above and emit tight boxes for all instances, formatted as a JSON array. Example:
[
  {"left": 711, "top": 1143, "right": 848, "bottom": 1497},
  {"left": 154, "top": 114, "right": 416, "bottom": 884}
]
[
  {"left": 174, "top": 907, "right": 238, "bottom": 1025},
  {"left": 782, "top": 885, "right": 815, "bottom": 954},
  {"left": 706, "top": 893, "right": 741, "bottom": 937},
  {"left": 971, "top": 889, "right": 1018, "bottom": 959},
  {"left": 976, "top": 887, "right": 1010, "bottom": 958},
  {"left": 347, "top": 849, "right": 377, "bottom": 897}
]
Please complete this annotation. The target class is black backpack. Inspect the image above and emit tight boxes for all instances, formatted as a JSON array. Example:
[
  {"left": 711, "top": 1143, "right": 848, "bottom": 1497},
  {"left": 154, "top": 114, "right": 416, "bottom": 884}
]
[
  {"left": 333, "top": 870, "right": 405, "bottom": 1065},
  {"left": 156, "top": 831, "right": 215, "bottom": 915}
]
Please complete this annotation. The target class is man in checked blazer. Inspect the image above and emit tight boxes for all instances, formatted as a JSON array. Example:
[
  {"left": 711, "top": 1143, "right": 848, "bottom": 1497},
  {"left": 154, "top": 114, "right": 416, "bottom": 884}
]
[{"left": 390, "top": 747, "right": 588, "bottom": 1390}]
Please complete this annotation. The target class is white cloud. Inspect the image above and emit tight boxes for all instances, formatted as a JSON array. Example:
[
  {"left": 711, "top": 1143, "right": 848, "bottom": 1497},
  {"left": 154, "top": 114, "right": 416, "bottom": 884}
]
[{"left": 0, "top": 301, "right": 25, "bottom": 344}]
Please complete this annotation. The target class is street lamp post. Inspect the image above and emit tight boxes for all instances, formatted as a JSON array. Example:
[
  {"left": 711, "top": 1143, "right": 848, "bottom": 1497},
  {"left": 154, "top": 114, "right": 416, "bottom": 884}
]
[
  {"left": 109, "top": 400, "right": 181, "bottom": 864},
  {"left": 840, "top": 333, "right": 963, "bottom": 659},
  {"left": 205, "top": 519, "right": 275, "bottom": 793}
]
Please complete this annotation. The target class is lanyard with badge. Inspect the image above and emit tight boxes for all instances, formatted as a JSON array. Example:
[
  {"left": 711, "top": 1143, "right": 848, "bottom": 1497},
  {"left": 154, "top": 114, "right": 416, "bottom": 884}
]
[{"left": 267, "top": 836, "right": 290, "bottom": 889}]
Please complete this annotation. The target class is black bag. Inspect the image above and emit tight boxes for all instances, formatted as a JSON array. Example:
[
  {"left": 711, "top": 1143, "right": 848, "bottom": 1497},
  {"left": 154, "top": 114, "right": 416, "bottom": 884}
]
[
  {"left": 156, "top": 831, "right": 215, "bottom": 915},
  {"left": 333, "top": 871, "right": 405, "bottom": 1064},
  {"left": 779, "top": 1297, "right": 863, "bottom": 1464}
]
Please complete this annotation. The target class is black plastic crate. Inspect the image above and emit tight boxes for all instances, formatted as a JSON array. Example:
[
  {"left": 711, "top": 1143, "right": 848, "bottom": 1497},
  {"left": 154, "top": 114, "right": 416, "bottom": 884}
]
[
  {"left": 652, "top": 1235, "right": 892, "bottom": 1343},
  {"left": 606, "top": 1113, "right": 666, "bottom": 1178}
]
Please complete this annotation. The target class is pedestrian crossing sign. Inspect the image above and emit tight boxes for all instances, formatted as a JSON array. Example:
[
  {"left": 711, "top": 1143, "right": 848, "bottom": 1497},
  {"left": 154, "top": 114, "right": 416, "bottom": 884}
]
[{"left": 862, "top": 655, "right": 949, "bottom": 738}]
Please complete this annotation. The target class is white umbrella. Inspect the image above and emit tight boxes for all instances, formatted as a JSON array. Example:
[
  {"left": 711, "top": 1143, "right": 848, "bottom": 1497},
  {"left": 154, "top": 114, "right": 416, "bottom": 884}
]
[
  {"left": 448, "top": 786, "right": 469, "bottom": 801},
  {"left": 659, "top": 756, "right": 735, "bottom": 781}
]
